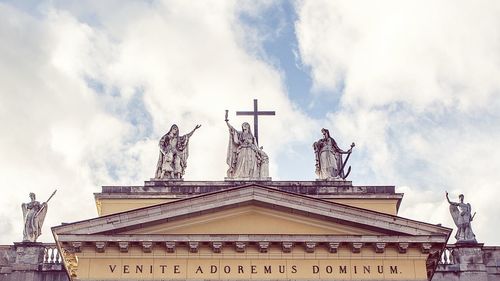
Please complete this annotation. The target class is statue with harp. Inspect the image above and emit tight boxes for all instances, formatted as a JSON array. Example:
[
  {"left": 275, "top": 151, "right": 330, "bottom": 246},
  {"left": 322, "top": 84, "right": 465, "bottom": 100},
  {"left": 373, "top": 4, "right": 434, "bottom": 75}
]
[
  {"left": 313, "top": 128, "right": 355, "bottom": 180},
  {"left": 22, "top": 190, "right": 56, "bottom": 242},
  {"left": 446, "top": 191, "right": 477, "bottom": 243}
]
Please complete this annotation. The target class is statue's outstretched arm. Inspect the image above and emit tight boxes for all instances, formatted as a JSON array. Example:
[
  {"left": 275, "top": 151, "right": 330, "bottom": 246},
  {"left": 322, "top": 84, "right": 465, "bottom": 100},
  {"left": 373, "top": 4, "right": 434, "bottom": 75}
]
[
  {"left": 343, "top": 143, "right": 355, "bottom": 154},
  {"left": 226, "top": 120, "right": 235, "bottom": 131},
  {"left": 187, "top": 124, "right": 201, "bottom": 138},
  {"left": 445, "top": 191, "right": 458, "bottom": 205}
]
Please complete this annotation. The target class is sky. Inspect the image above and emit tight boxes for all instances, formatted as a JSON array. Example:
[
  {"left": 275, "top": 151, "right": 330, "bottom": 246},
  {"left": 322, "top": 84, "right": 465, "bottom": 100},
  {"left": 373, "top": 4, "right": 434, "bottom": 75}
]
[{"left": 1, "top": 0, "right": 500, "bottom": 246}]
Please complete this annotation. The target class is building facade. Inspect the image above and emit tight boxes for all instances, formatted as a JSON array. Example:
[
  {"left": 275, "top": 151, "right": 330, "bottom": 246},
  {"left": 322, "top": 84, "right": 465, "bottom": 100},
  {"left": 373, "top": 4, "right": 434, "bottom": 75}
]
[{"left": 2, "top": 179, "right": 498, "bottom": 281}]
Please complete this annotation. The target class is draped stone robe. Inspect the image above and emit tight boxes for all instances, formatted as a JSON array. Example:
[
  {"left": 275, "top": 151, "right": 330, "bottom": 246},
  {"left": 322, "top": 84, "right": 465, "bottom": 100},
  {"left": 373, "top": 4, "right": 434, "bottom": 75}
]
[{"left": 22, "top": 200, "right": 47, "bottom": 242}]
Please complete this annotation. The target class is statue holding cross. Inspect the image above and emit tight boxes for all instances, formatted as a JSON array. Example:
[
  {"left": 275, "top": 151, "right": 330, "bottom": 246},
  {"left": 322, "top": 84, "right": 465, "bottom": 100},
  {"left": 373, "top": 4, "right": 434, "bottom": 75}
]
[
  {"left": 235, "top": 99, "right": 275, "bottom": 145},
  {"left": 225, "top": 100, "right": 274, "bottom": 180}
]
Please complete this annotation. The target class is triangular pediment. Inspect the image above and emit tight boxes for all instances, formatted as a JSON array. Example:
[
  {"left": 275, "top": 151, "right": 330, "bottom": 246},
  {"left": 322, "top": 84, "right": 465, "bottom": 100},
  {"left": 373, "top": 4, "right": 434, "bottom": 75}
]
[
  {"left": 53, "top": 184, "right": 450, "bottom": 239},
  {"left": 121, "top": 205, "right": 382, "bottom": 235}
]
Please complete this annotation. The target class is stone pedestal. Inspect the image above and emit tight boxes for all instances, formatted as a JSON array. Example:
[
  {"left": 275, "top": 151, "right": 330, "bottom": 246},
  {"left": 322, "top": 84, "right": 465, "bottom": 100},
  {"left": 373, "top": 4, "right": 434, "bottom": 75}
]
[
  {"left": 433, "top": 243, "right": 500, "bottom": 281},
  {"left": 0, "top": 242, "right": 69, "bottom": 281},
  {"left": 13, "top": 242, "right": 45, "bottom": 271},
  {"left": 452, "top": 243, "right": 488, "bottom": 281}
]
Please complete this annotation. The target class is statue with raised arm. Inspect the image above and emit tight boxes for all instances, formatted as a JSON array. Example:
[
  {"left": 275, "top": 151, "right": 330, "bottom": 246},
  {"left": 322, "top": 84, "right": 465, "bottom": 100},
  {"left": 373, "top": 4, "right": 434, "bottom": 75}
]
[
  {"left": 155, "top": 124, "right": 201, "bottom": 180},
  {"left": 225, "top": 111, "right": 269, "bottom": 179},
  {"left": 446, "top": 192, "right": 477, "bottom": 243},
  {"left": 22, "top": 190, "right": 56, "bottom": 242},
  {"left": 313, "top": 128, "right": 354, "bottom": 180}
]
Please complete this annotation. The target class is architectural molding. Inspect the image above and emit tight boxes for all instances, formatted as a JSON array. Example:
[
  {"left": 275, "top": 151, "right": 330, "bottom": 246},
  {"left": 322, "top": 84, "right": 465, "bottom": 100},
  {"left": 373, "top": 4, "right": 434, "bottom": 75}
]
[
  {"left": 398, "top": 242, "right": 410, "bottom": 253},
  {"left": 258, "top": 242, "right": 270, "bottom": 253},
  {"left": 70, "top": 242, "right": 82, "bottom": 253},
  {"left": 351, "top": 242, "right": 363, "bottom": 253},
  {"left": 235, "top": 242, "right": 246, "bottom": 253},
  {"left": 95, "top": 242, "right": 106, "bottom": 253},
  {"left": 305, "top": 242, "right": 316, "bottom": 253},
  {"left": 165, "top": 241, "right": 176, "bottom": 253},
  {"left": 282, "top": 242, "right": 293, "bottom": 253},
  {"left": 211, "top": 242, "right": 223, "bottom": 253},
  {"left": 328, "top": 242, "right": 340, "bottom": 253},
  {"left": 57, "top": 234, "right": 448, "bottom": 244},
  {"left": 188, "top": 242, "right": 199, "bottom": 253},
  {"left": 118, "top": 241, "right": 128, "bottom": 253},
  {"left": 141, "top": 241, "right": 153, "bottom": 253},
  {"left": 375, "top": 242, "right": 386, "bottom": 253}
]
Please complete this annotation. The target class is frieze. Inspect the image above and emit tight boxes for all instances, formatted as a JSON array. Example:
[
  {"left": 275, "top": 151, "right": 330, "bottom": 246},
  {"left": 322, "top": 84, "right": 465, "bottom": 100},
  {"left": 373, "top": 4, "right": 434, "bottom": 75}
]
[
  {"left": 85, "top": 258, "right": 421, "bottom": 280},
  {"left": 104, "top": 262, "right": 404, "bottom": 276}
]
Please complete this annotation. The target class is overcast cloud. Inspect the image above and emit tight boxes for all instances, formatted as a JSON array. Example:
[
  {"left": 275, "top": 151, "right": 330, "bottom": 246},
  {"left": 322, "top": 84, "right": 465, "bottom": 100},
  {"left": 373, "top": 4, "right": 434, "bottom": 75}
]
[
  {"left": 0, "top": 0, "right": 499, "bottom": 246},
  {"left": 296, "top": 0, "right": 500, "bottom": 244}
]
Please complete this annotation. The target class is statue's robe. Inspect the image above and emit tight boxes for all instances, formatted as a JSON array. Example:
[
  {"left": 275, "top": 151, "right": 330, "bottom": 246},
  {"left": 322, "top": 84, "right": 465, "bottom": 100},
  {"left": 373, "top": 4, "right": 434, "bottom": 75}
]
[
  {"left": 226, "top": 128, "right": 259, "bottom": 179},
  {"left": 314, "top": 137, "right": 344, "bottom": 179},
  {"left": 22, "top": 201, "right": 48, "bottom": 242},
  {"left": 155, "top": 133, "right": 191, "bottom": 179}
]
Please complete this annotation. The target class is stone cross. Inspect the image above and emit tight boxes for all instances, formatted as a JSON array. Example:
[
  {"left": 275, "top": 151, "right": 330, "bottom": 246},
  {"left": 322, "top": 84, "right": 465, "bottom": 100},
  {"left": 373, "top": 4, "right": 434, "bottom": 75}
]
[{"left": 236, "top": 99, "right": 276, "bottom": 144}]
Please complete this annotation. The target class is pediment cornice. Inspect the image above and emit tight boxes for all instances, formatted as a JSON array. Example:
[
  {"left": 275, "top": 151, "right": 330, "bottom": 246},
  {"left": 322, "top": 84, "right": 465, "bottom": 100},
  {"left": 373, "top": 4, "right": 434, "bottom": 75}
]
[{"left": 53, "top": 184, "right": 451, "bottom": 238}]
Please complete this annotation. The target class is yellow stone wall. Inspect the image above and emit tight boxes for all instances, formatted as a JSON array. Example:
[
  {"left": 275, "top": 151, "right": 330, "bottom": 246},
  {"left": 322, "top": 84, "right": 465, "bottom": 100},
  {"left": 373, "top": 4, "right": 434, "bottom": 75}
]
[
  {"left": 120, "top": 205, "right": 383, "bottom": 235},
  {"left": 73, "top": 244, "right": 428, "bottom": 280},
  {"left": 96, "top": 198, "right": 399, "bottom": 217}
]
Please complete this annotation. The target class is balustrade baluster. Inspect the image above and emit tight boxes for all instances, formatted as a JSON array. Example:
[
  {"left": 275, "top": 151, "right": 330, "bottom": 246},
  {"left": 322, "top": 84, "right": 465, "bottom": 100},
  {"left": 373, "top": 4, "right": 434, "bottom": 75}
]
[
  {"left": 50, "top": 248, "right": 55, "bottom": 263},
  {"left": 41, "top": 244, "right": 61, "bottom": 265}
]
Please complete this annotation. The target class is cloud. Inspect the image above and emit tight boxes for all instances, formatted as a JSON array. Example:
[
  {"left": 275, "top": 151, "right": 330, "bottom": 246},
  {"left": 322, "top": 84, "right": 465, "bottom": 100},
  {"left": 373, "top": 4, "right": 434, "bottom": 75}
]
[
  {"left": 0, "top": 1, "right": 314, "bottom": 244},
  {"left": 295, "top": 0, "right": 500, "bottom": 244},
  {"left": 4, "top": 0, "right": 498, "bottom": 248}
]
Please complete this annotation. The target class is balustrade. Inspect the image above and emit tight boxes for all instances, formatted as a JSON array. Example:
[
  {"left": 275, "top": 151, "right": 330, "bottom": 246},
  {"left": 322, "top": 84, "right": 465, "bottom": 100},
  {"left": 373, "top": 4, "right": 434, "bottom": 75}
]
[
  {"left": 439, "top": 245, "right": 456, "bottom": 265},
  {"left": 43, "top": 244, "right": 61, "bottom": 264}
]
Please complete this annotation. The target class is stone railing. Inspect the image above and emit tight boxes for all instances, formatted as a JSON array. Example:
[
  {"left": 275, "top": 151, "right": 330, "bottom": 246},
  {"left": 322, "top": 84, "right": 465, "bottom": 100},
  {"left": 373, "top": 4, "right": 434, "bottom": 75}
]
[
  {"left": 0, "top": 243, "right": 68, "bottom": 281},
  {"left": 439, "top": 244, "right": 457, "bottom": 265},
  {"left": 43, "top": 243, "right": 62, "bottom": 264}
]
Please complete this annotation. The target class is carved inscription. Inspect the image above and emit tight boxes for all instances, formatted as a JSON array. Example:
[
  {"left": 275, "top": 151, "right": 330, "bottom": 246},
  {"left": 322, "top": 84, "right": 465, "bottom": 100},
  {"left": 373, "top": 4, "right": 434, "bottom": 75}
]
[
  {"left": 91, "top": 259, "right": 414, "bottom": 280},
  {"left": 105, "top": 263, "right": 401, "bottom": 275}
]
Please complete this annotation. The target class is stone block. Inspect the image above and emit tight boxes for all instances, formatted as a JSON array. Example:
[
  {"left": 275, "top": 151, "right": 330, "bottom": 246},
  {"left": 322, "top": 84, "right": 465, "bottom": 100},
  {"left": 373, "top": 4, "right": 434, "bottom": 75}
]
[
  {"left": 0, "top": 246, "right": 15, "bottom": 266},
  {"left": 0, "top": 266, "right": 12, "bottom": 274},
  {"left": 13, "top": 243, "right": 45, "bottom": 265},
  {"left": 12, "top": 263, "right": 38, "bottom": 271}
]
